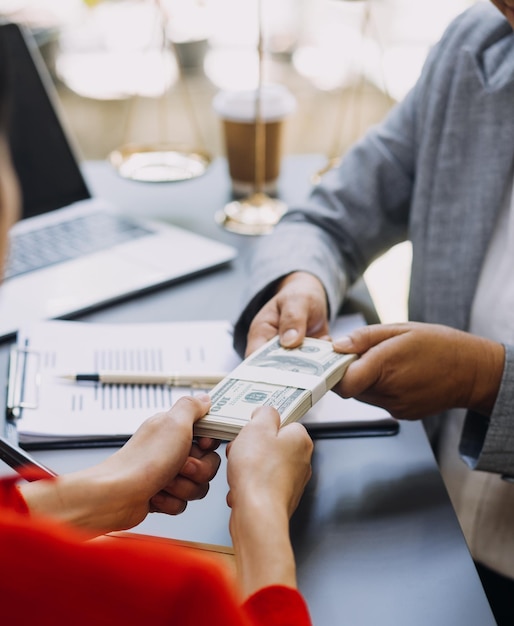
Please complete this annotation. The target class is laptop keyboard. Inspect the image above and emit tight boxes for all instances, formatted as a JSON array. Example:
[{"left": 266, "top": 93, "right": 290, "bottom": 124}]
[{"left": 5, "top": 212, "right": 153, "bottom": 280}]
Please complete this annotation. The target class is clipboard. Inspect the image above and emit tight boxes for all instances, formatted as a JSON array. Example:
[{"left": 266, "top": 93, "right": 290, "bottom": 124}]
[
  {"left": 5, "top": 342, "right": 131, "bottom": 449},
  {"left": 7, "top": 343, "right": 41, "bottom": 420},
  {"left": 6, "top": 319, "right": 240, "bottom": 449}
]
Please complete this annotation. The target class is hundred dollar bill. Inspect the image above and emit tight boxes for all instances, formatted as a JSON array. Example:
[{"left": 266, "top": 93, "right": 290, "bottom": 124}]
[{"left": 194, "top": 336, "right": 356, "bottom": 440}]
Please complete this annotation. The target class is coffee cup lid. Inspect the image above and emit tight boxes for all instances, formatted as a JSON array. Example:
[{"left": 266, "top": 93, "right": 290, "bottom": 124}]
[{"left": 213, "top": 84, "right": 296, "bottom": 122}]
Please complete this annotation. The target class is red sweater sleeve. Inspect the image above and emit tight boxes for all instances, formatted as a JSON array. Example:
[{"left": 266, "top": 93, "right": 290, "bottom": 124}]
[
  {"left": 243, "top": 586, "right": 312, "bottom": 626},
  {"left": 0, "top": 478, "right": 311, "bottom": 626},
  {"left": 0, "top": 475, "right": 30, "bottom": 514}
]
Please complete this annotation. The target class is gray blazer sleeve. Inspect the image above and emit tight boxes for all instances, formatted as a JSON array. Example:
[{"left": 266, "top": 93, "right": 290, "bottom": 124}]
[
  {"left": 232, "top": 1, "right": 473, "bottom": 352},
  {"left": 232, "top": 74, "right": 419, "bottom": 354}
]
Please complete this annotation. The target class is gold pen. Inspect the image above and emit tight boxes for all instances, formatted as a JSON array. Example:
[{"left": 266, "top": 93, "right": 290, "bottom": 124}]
[{"left": 59, "top": 371, "right": 225, "bottom": 387}]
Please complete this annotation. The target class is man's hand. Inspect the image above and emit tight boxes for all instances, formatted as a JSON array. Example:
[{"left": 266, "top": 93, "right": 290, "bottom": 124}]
[
  {"left": 246, "top": 271, "right": 330, "bottom": 356},
  {"left": 332, "top": 322, "right": 505, "bottom": 420}
]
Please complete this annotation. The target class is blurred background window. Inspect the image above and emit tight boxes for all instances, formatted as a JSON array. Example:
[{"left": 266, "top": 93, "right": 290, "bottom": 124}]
[{"left": 0, "top": 0, "right": 480, "bottom": 160}]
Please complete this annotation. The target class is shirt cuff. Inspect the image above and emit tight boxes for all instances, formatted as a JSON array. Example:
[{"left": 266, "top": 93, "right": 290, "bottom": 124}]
[
  {"left": 243, "top": 585, "right": 312, "bottom": 626},
  {"left": 0, "top": 477, "right": 30, "bottom": 515}
]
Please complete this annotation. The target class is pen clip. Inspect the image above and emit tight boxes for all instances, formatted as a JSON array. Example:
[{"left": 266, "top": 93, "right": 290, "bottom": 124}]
[{"left": 7, "top": 345, "right": 41, "bottom": 418}]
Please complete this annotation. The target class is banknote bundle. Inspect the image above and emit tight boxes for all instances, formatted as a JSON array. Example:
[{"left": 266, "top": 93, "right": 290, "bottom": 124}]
[{"left": 194, "top": 336, "right": 357, "bottom": 440}]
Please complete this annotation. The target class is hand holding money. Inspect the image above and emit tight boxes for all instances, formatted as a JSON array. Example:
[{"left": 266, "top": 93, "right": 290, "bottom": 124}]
[{"left": 193, "top": 336, "right": 356, "bottom": 440}]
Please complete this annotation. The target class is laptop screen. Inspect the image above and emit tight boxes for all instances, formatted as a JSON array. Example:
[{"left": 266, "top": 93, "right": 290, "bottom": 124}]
[{"left": 1, "top": 21, "right": 91, "bottom": 219}]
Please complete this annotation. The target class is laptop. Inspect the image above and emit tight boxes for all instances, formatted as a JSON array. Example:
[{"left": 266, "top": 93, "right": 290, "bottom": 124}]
[{"left": 0, "top": 21, "right": 236, "bottom": 340}]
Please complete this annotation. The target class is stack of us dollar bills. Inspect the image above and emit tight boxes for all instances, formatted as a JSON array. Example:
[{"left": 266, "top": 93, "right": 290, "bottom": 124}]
[{"left": 194, "top": 336, "right": 356, "bottom": 440}]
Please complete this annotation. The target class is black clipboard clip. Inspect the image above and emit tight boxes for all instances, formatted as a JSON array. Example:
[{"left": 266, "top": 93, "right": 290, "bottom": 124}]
[
  {"left": 1, "top": 347, "right": 56, "bottom": 477},
  {"left": 6, "top": 345, "right": 41, "bottom": 421}
]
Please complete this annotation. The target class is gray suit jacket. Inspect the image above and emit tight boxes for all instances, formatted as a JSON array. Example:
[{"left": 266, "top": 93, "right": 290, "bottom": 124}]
[{"left": 233, "top": 3, "right": 514, "bottom": 476}]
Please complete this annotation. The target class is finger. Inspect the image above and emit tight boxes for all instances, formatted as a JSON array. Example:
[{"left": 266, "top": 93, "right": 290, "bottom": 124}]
[
  {"left": 226, "top": 406, "right": 280, "bottom": 457},
  {"left": 334, "top": 353, "right": 383, "bottom": 398},
  {"left": 248, "top": 405, "right": 281, "bottom": 431},
  {"left": 277, "top": 422, "right": 314, "bottom": 467},
  {"left": 150, "top": 492, "right": 188, "bottom": 516},
  {"left": 278, "top": 420, "right": 311, "bottom": 443},
  {"left": 246, "top": 311, "right": 280, "bottom": 356},
  {"left": 276, "top": 273, "right": 329, "bottom": 346},
  {"left": 163, "top": 474, "right": 210, "bottom": 502},
  {"left": 165, "top": 394, "right": 212, "bottom": 429},
  {"left": 180, "top": 449, "right": 221, "bottom": 483},
  {"left": 333, "top": 323, "right": 409, "bottom": 355},
  {"left": 195, "top": 436, "right": 221, "bottom": 451},
  {"left": 188, "top": 442, "right": 213, "bottom": 459},
  {"left": 276, "top": 295, "right": 312, "bottom": 348}
]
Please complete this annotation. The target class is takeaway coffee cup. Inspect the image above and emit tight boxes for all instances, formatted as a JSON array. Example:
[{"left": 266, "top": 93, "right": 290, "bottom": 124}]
[{"left": 213, "top": 84, "right": 296, "bottom": 196}]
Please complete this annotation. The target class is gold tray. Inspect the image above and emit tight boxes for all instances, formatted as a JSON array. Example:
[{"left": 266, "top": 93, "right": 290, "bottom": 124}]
[{"left": 109, "top": 143, "right": 211, "bottom": 183}]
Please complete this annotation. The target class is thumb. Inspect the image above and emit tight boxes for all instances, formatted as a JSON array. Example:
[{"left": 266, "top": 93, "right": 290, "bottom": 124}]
[
  {"left": 277, "top": 303, "right": 312, "bottom": 348},
  {"left": 249, "top": 405, "right": 281, "bottom": 430},
  {"left": 246, "top": 323, "right": 278, "bottom": 357},
  {"left": 335, "top": 353, "right": 382, "bottom": 398},
  {"left": 332, "top": 324, "right": 408, "bottom": 355}
]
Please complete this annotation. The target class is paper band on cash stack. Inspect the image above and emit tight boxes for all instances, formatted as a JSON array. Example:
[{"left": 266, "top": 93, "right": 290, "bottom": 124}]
[{"left": 229, "top": 364, "right": 329, "bottom": 404}]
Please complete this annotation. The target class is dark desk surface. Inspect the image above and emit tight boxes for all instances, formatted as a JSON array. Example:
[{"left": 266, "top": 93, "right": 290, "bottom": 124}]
[{"left": 1, "top": 155, "right": 495, "bottom": 625}]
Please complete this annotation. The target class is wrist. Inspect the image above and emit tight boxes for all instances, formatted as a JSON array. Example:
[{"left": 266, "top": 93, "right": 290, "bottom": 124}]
[
  {"left": 466, "top": 337, "right": 505, "bottom": 416},
  {"left": 20, "top": 469, "right": 121, "bottom": 537},
  {"left": 279, "top": 270, "right": 323, "bottom": 293},
  {"left": 230, "top": 493, "right": 297, "bottom": 598}
]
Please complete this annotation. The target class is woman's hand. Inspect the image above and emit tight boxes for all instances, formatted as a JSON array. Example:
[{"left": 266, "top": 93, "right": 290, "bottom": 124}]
[
  {"left": 226, "top": 406, "right": 312, "bottom": 516},
  {"left": 332, "top": 322, "right": 505, "bottom": 420},
  {"left": 245, "top": 271, "right": 330, "bottom": 356},
  {"left": 20, "top": 395, "right": 221, "bottom": 536},
  {"left": 226, "top": 406, "right": 313, "bottom": 597}
]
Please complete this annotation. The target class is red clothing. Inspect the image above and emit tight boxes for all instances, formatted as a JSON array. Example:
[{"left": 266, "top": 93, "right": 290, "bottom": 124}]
[{"left": 0, "top": 477, "right": 311, "bottom": 626}]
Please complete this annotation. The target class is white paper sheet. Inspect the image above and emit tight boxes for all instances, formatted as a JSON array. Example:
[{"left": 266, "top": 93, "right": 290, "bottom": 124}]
[{"left": 14, "top": 320, "right": 239, "bottom": 442}]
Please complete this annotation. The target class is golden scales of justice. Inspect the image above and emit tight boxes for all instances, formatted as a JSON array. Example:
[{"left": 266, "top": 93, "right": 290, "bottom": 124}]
[
  {"left": 110, "top": 0, "right": 388, "bottom": 237},
  {"left": 109, "top": 0, "right": 286, "bottom": 236}
]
